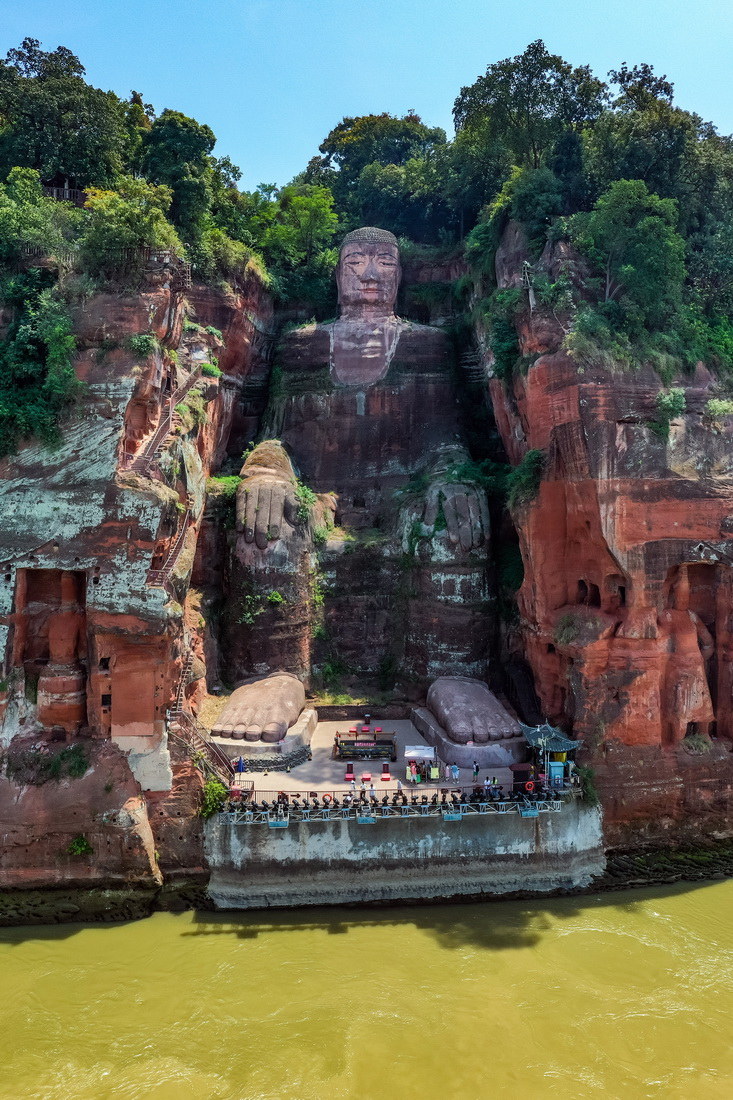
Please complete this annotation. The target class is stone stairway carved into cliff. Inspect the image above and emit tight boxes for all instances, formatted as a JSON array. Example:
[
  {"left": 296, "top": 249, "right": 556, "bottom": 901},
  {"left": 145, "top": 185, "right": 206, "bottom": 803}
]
[
  {"left": 165, "top": 642, "right": 234, "bottom": 785},
  {"left": 169, "top": 715, "right": 234, "bottom": 787},
  {"left": 169, "top": 707, "right": 234, "bottom": 786},
  {"left": 145, "top": 508, "right": 192, "bottom": 594},
  {"left": 121, "top": 365, "right": 202, "bottom": 476}
]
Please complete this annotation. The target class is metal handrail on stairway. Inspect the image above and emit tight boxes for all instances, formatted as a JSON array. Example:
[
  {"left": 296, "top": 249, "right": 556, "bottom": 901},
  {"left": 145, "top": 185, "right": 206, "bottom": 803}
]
[
  {"left": 121, "top": 366, "right": 202, "bottom": 475},
  {"left": 171, "top": 710, "right": 234, "bottom": 784},
  {"left": 145, "top": 509, "right": 192, "bottom": 595}
]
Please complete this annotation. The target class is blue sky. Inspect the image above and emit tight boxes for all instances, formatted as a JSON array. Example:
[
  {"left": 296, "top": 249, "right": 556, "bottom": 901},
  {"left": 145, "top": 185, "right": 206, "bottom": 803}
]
[{"left": 3, "top": 0, "right": 732, "bottom": 190}]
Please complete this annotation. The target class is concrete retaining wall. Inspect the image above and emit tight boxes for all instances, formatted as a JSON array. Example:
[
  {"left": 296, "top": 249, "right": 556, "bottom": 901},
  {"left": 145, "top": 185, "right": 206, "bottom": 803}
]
[{"left": 204, "top": 800, "right": 604, "bottom": 910}]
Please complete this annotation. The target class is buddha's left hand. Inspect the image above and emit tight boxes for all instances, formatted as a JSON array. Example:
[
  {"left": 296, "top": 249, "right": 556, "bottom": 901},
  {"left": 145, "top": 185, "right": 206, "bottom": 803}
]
[{"left": 422, "top": 481, "right": 490, "bottom": 552}]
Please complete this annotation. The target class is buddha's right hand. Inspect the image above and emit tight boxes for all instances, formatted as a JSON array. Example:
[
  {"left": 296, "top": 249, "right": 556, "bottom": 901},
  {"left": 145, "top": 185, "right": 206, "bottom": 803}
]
[{"left": 235, "top": 440, "right": 300, "bottom": 550}]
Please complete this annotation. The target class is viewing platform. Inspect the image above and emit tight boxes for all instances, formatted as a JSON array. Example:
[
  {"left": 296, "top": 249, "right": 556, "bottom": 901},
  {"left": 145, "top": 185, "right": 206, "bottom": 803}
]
[{"left": 221, "top": 792, "right": 570, "bottom": 827}]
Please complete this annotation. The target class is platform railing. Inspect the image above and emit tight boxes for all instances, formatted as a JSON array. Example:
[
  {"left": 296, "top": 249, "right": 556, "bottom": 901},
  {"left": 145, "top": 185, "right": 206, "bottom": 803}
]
[{"left": 220, "top": 788, "right": 572, "bottom": 826}]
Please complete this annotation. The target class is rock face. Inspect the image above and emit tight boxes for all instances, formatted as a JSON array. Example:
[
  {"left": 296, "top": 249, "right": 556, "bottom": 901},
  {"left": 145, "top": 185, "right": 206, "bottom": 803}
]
[
  {"left": 0, "top": 268, "right": 273, "bottom": 918},
  {"left": 263, "top": 318, "right": 493, "bottom": 687},
  {"left": 488, "top": 221, "right": 733, "bottom": 846}
]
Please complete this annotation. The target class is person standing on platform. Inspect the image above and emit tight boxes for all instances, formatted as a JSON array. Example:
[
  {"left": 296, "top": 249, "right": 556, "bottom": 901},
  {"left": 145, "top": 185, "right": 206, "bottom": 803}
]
[
  {"left": 409, "top": 760, "right": 417, "bottom": 784},
  {"left": 451, "top": 763, "right": 460, "bottom": 784},
  {"left": 397, "top": 778, "right": 403, "bottom": 794},
  {"left": 484, "top": 776, "right": 491, "bottom": 795},
  {"left": 472, "top": 761, "right": 479, "bottom": 782},
  {"left": 444, "top": 761, "right": 451, "bottom": 783}
]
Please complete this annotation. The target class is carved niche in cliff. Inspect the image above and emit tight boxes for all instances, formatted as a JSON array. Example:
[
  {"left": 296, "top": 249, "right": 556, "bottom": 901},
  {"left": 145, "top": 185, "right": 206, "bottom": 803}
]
[
  {"left": 216, "top": 227, "right": 495, "bottom": 741},
  {"left": 8, "top": 568, "right": 88, "bottom": 733}
]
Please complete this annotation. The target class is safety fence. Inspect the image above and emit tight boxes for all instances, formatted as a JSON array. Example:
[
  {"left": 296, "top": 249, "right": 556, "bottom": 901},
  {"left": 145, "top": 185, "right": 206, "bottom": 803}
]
[{"left": 220, "top": 796, "right": 566, "bottom": 827}]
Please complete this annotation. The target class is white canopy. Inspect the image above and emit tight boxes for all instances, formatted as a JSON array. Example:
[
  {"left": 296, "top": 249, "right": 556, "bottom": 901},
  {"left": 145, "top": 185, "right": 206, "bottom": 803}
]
[{"left": 404, "top": 745, "right": 436, "bottom": 761}]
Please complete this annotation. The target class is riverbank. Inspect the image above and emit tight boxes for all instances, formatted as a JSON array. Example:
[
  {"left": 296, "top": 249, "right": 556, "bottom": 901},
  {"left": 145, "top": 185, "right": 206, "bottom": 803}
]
[{"left": 7, "top": 831, "right": 733, "bottom": 926}]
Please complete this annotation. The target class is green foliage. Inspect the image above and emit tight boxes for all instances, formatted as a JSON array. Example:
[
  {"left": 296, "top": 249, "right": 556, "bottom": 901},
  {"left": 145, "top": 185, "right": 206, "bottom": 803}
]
[
  {"left": 463, "top": 220, "right": 501, "bottom": 276},
  {"left": 200, "top": 778, "right": 228, "bottom": 818},
  {"left": 566, "top": 179, "right": 685, "bottom": 327},
  {"left": 5, "top": 742, "right": 89, "bottom": 785},
  {"left": 0, "top": 167, "right": 82, "bottom": 262},
  {"left": 320, "top": 658, "right": 348, "bottom": 688},
  {"left": 453, "top": 40, "right": 607, "bottom": 169},
  {"left": 142, "top": 109, "right": 215, "bottom": 238},
  {"left": 128, "top": 332, "right": 158, "bottom": 358},
  {"left": 267, "top": 590, "right": 285, "bottom": 605},
  {"left": 201, "top": 362, "right": 222, "bottom": 378},
  {"left": 293, "top": 478, "right": 318, "bottom": 522},
  {"left": 705, "top": 398, "right": 733, "bottom": 421},
  {"left": 46, "top": 743, "right": 89, "bottom": 780},
  {"left": 0, "top": 38, "right": 128, "bottom": 186},
  {"left": 650, "top": 387, "right": 686, "bottom": 440},
  {"left": 575, "top": 764, "right": 600, "bottom": 807},
  {"left": 0, "top": 270, "right": 81, "bottom": 456},
  {"left": 192, "top": 227, "right": 268, "bottom": 289},
  {"left": 205, "top": 325, "right": 222, "bottom": 339},
  {"left": 206, "top": 475, "right": 240, "bottom": 498},
  {"left": 67, "top": 835, "right": 93, "bottom": 856},
  {"left": 506, "top": 449, "right": 545, "bottom": 509},
  {"left": 682, "top": 732, "right": 712, "bottom": 755},
  {"left": 477, "top": 288, "right": 523, "bottom": 382},
  {"left": 236, "top": 592, "right": 264, "bottom": 625},
  {"left": 486, "top": 165, "right": 564, "bottom": 253},
  {"left": 310, "top": 568, "right": 327, "bottom": 608},
  {"left": 80, "top": 177, "right": 182, "bottom": 277}
]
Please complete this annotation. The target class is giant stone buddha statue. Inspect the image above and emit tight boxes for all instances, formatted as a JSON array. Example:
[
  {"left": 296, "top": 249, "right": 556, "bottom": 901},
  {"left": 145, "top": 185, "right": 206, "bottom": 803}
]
[{"left": 214, "top": 228, "right": 502, "bottom": 745}]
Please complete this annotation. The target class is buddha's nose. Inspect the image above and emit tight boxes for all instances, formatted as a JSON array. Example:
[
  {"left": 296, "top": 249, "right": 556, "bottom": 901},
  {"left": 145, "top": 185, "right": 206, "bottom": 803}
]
[{"left": 361, "top": 257, "right": 380, "bottom": 281}]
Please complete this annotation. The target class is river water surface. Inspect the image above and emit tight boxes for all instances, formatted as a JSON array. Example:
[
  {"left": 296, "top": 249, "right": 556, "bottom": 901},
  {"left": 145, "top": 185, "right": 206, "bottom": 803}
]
[{"left": 2, "top": 881, "right": 732, "bottom": 1099}]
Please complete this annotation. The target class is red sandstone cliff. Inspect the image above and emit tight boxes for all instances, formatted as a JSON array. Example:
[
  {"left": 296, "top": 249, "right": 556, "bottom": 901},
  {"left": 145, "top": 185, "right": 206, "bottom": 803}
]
[
  {"left": 487, "top": 223, "right": 733, "bottom": 847},
  {"left": 0, "top": 268, "right": 273, "bottom": 919}
]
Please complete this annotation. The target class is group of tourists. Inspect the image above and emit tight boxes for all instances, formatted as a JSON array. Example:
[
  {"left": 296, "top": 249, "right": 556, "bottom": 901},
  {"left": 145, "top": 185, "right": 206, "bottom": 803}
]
[
  {"left": 227, "top": 779, "right": 563, "bottom": 816},
  {"left": 406, "top": 760, "right": 500, "bottom": 786}
]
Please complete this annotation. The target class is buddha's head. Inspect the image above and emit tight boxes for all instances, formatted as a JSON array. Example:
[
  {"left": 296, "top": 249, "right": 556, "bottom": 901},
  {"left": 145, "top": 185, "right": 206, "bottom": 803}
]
[{"left": 337, "top": 227, "right": 401, "bottom": 320}]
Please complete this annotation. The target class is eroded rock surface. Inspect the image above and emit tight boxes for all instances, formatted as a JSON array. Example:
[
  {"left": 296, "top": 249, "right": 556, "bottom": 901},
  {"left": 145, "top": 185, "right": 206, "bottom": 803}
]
[{"left": 489, "top": 220, "right": 733, "bottom": 844}]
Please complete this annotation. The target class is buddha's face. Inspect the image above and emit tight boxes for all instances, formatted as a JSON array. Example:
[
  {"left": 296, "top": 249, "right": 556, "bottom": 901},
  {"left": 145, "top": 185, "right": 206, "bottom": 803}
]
[{"left": 337, "top": 239, "right": 401, "bottom": 316}]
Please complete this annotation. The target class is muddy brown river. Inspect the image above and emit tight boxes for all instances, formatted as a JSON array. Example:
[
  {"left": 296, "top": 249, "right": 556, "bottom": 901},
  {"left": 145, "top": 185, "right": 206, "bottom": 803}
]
[{"left": 1, "top": 882, "right": 732, "bottom": 1098}]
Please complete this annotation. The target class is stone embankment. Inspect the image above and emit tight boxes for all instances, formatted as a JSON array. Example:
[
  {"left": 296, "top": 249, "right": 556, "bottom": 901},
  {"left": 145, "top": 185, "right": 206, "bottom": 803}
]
[{"left": 204, "top": 800, "right": 605, "bottom": 911}]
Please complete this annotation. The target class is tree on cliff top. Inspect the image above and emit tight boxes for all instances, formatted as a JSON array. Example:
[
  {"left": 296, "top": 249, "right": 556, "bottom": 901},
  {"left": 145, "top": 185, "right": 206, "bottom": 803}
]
[
  {"left": 0, "top": 37, "right": 128, "bottom": 187},
  {"left": 0, "top": 167, "right": 81, "bottom": 262},
  {"left": 567, "top": 179, "right": 685, "bottom": 326},
  {"left": 318, "top": 112, "right": 446, "bottom": 189},
  {"left": 453, "top": 40, "right": 608, "bottom": 170},
  {"left": 79, "top": 176, "right": 183, "bottom": 274},
  {"left": 313, "top": 112, "right": 450, "bottom": 240},
  {"left": 141, "top": 109, "right": 216, "bottom": 240}
]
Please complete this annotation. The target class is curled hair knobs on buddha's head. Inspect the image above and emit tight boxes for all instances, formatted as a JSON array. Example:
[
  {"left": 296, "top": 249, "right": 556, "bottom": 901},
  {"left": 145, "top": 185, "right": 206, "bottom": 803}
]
[{"left": 340, "top": 227, "right": 398, "bottom": 248}]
